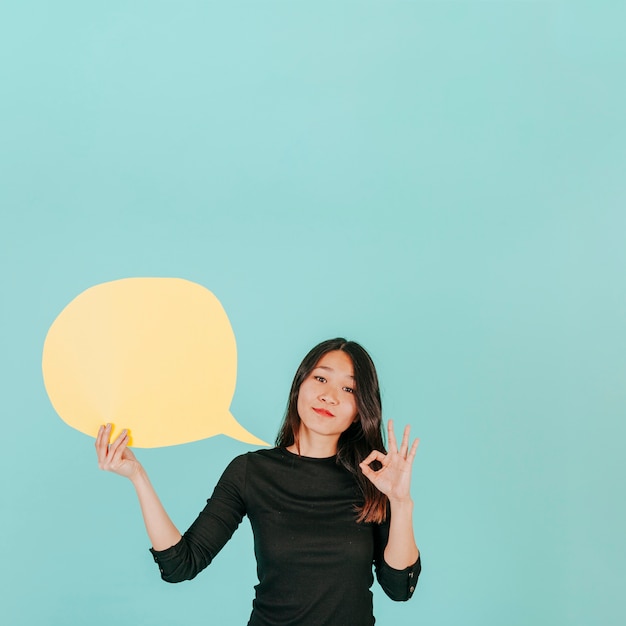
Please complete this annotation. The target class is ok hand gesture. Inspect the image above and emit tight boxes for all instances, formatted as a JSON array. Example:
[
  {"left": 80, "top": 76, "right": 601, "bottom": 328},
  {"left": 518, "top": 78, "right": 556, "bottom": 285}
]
[{"left": 359, "top": 420, "right": 419, "bottom": 503}]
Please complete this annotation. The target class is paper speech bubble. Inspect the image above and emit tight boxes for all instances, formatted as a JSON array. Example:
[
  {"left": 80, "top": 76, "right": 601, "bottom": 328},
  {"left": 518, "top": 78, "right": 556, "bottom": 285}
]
[{"left": 42, "top": 277, "right": 268, "bottom": 448}]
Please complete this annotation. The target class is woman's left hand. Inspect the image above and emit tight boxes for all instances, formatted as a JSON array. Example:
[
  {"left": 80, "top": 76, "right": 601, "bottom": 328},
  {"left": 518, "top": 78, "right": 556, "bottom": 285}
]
[{"left": 359, "top": 420, "right": 419, "bottom": 503}]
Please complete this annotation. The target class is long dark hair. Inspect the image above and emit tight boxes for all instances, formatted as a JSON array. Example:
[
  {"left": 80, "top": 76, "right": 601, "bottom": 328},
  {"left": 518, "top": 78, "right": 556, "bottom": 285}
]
[{"left": 275, "top": 338, "right": 388, "bottom": 523}]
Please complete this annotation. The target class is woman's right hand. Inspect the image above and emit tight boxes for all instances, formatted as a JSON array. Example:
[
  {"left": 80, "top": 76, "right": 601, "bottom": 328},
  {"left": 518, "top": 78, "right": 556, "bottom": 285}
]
[
  {"left": 95, "top": 423, "right": 142, "bottom": 481},
  {"left": 95, "top": 424, "right": 182, "bottom": 551}
]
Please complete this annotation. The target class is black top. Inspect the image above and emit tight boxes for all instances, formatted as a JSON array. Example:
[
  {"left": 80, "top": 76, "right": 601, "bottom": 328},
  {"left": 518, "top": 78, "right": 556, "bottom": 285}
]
[{"left": 150, "top": 448, "right": 420, "bottom": 625}]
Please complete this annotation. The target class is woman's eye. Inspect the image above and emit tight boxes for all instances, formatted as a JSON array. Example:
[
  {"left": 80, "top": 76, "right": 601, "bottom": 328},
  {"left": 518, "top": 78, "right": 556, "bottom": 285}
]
[
  {"left": 314, "top": 376, "right": 326, "bottom": 383},
  {"left": 343, "top": 387, "right": 354, "bottom": 394}
]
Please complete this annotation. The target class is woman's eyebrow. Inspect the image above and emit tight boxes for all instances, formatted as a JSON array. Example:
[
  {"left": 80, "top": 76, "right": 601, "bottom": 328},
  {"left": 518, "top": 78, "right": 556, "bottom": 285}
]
[{"left": 314, "top": 366, "right": 354, "bottom": 379}]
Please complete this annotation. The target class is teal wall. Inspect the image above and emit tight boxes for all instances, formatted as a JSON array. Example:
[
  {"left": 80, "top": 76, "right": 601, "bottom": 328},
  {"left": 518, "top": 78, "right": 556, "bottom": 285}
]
[{"left": 2, "top": 2, "right": 625, "bottom": 625}]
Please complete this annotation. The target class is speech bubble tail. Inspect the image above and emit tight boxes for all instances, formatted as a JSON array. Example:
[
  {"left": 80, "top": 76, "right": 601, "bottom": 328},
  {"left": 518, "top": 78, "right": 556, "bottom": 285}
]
[{"left": 223, "top": 411, "right": 270, "bottom": 447}]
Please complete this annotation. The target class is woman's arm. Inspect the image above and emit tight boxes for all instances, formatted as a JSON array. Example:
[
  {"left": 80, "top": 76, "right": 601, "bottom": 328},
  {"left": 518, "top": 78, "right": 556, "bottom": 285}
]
[
  {"left": 359, "top": 420, "right": 420, "bottom": 569},
  {"left": 95, "top": 423, "right": 182, "bottom": 551},
  {"left": 384, "top": 498, "right": 419, "bottom": 568}
]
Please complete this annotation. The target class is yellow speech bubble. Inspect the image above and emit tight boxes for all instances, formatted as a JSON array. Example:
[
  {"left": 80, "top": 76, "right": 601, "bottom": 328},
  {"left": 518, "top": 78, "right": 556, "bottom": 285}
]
[{"left": 42, "top": 278, "right": 268, "bottom": 448}]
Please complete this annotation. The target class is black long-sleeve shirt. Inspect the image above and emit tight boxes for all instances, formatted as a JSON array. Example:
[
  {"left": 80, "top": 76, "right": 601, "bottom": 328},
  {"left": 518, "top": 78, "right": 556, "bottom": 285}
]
[{"left": 150, "top": 447, "right": 420, "bottom": 625}]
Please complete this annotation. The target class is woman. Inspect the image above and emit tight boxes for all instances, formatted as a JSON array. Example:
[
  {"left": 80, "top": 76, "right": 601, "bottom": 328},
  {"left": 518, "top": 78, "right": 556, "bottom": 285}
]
[{"left": 96, "top": 338, "right": 421, "bottom": 625}]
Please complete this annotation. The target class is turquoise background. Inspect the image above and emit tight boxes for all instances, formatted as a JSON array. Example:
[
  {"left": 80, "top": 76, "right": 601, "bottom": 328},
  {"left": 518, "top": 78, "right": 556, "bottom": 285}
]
[{"left": 1, "top": 2, "right": 625, "bottom": 624}]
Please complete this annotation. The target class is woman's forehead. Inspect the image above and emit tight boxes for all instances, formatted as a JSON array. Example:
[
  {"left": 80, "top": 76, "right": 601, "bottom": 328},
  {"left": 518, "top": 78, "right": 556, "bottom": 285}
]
[{"left": 314, "top": 351, "right": 355, "bottom": 378}]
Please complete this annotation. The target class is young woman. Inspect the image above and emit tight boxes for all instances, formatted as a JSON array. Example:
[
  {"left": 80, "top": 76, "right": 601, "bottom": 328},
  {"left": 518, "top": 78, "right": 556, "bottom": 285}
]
[{"left": 96, "top": 338, "right": 421, "bottom": 625}]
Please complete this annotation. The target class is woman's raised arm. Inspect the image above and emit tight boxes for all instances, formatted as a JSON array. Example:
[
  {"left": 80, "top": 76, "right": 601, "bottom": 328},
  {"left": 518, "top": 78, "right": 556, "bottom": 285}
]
[
  {"left": 95, "top": 423, "right": 182, "bottom": 551},
  {"left": 359, "top": 420, "right": 420, "bottom": 569}
]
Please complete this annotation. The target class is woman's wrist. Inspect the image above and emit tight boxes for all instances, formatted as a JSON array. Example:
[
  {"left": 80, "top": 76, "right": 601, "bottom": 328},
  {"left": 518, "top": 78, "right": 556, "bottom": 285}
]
[
  {"left": 388, "top": 496, "right": 414, "bottom": 509},
  {"left": 129, "top": 464, "right": 149, "bottom": 488}
]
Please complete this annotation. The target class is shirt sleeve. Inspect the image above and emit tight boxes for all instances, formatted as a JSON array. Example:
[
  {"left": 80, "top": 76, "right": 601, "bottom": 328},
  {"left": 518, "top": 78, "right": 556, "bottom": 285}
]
[
  {"left": 149, "top": 453, "right": 248, "bottom": 583},
  {"left": 373, "top": 512, "right": 421, "bottom": 601}
]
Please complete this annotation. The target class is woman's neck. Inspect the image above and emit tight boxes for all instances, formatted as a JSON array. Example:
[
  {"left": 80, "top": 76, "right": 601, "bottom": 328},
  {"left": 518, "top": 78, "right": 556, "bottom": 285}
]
[{"left": 287, "top": 432, "right": 339, "bottom": 458}]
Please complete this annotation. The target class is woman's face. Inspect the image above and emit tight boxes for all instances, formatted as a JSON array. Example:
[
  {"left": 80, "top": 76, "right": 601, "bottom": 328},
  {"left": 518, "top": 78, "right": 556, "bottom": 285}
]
[{"left": 296, "top": 350, "right": 358, "bottom": 445}]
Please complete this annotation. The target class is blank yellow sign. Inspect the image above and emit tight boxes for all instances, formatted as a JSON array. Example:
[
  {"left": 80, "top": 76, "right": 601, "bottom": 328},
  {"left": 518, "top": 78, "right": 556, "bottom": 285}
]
[{"left": 42, "top": 277, "right": 268, "bottom": 448}]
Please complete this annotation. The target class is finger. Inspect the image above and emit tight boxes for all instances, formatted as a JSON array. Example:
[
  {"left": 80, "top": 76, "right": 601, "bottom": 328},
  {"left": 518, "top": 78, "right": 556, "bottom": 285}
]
[
  {"left": 103, "top": 422, "right": 112, "bottom": 445},
  {"left": 387, "top": 419, "right": 397, "bottom": 452},
  {"left": 106, "top": 427, "right": 127, "bottom": 460},
  {"left": 398, "top": 425, "right": 411, "bottom": 457},
  {"left": 359, "top": 454, "right": 386, "bottom": 480},
  {"left": 359, "top": 461, "right": 378, "bottom": 483},
  {"left": 407, "top": 437, "right": 419, "bottom": 463},
  {"left": 110, "top": 430, "right": 129, "bottom": 464},
  {"left": 96, "top": 424, "right": 111, "bottom": 466},
  {"left": 360, "top": 450, "right": 387, "bottom": 467},
  {"left": 95, "top": 425, "right": 103, "bottom": 460}
]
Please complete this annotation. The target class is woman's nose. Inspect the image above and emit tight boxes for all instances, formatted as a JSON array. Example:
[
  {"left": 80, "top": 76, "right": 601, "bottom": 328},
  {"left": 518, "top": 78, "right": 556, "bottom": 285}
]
[{"left": 319, "top": 390, "right": 338, "bottom": 404}]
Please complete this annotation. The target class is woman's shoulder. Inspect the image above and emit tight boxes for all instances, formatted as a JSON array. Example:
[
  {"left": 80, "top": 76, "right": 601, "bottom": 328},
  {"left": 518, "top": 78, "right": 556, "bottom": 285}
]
[
  {"left": 246, "top": 446, "right": 283, "bottom": 457},
  {"left": 215, "top": 447, "right": 285, "bottom": 490},
  {"left": 222, "top": 447, "right": 284, "bottom": 472},
  {"left": 240, "top": 446, "right": 287, "bottom": 466}
]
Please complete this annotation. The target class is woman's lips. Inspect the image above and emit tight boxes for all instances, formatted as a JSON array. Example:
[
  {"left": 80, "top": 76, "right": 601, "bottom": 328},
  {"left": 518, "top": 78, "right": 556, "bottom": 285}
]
[{"left": 313, "top": 407, "right": 334, "bottom": 417}]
